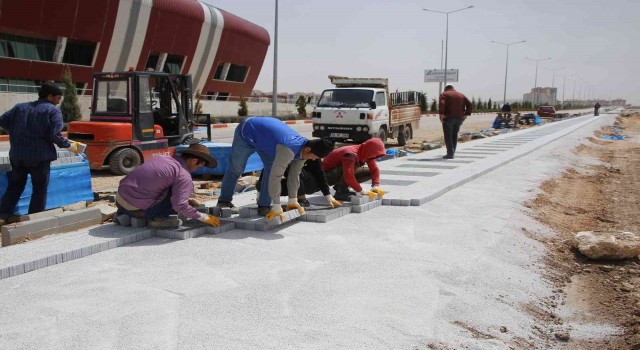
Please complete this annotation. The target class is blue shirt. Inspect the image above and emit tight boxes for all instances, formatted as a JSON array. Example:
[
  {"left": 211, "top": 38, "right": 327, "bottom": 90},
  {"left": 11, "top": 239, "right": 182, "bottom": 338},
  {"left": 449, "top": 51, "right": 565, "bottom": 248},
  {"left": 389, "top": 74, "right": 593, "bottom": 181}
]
[
  {"left": 0, "top": 99, "right": 71, "bottom": 161},
  {"left": 239, "top": 117, "right": 307, "bottom": 159}
]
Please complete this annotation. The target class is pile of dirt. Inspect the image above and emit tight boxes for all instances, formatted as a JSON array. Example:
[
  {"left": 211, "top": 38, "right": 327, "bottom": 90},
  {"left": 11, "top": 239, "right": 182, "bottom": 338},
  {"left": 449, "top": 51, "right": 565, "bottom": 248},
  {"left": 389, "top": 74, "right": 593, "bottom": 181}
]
[{"left": 525, "top": 113, "right": 640, "bottom": 349}]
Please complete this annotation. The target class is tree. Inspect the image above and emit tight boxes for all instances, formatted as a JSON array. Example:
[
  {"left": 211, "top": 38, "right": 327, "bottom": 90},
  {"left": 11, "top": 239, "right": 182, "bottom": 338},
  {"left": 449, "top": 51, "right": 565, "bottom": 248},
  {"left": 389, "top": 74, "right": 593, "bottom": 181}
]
[
  {"left": 238, "top": 96, "right": 248, "bottom": 117},
  {"left": 194, "top": 89, "right": 203, "bottom": 115},
  {"left": 60, "top": 66, "right": 81, "bottom": 122},
  {"left": 418, "top": 92, "right": 428, "bottom": 113},
  {"left": 430, "top": 99, "right": 437, "bottom": 112},
  {"left": 487, "top": 98, "right": 492, "bottom": 111},
  {"left": 476, "top": 97, "right": 483, "bottom": 112},
  {"left": 295, "top": 95, "right": 307, "bottom": 116}
]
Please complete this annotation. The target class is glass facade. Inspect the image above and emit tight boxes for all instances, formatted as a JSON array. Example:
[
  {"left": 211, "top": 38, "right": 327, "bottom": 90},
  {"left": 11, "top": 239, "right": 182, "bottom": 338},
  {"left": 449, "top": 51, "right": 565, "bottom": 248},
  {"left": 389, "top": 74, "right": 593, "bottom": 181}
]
[{"left": 0, "top": 33, "right": 56, "bottom": 62}]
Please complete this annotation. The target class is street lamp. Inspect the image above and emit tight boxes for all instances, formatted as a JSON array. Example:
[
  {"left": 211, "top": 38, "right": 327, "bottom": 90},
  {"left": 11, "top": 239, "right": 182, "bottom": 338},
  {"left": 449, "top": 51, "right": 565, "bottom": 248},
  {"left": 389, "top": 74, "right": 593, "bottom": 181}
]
[
  {"left": 423, "top": 5, "right": 474, "bottom": 87},
  {"left": 557, "top": 74, "right": 573, "bottom": 107},
  {"left": 272, "top": 0, "right": 278, "bottom": 118},
  {"left": 524, "top": 57, "right": 551, "bottom": 106},
  {"left": 490, "top": 40, "right": 526, "bottom": 106}
]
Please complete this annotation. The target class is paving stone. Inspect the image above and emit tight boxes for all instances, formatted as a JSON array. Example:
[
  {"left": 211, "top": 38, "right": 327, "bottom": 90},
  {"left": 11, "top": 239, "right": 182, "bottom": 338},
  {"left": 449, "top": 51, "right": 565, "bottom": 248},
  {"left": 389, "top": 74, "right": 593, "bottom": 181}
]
[
  {"left": 115, "top": 214, "right": 131, "bottom": 226},
  {"left": 56, "top": 208, "right": 102, "bottom": 233},
  {"left": 131, "top": 217, "right": 147, "bottom": 228},
  {"left": 19, "top": 208, "right": 64, "bottom": 222},
  {"left": 381, "top": 170, "right": 439, "bottom": 177},
  {"left": 220, "top": 208, "right": 232, "bottom": 218},
  {"left": 1, "top": 216, "right": 60, "bottom": 246},
  {"left": 378, "top": 179, "right": 417, "bottom": 186}
]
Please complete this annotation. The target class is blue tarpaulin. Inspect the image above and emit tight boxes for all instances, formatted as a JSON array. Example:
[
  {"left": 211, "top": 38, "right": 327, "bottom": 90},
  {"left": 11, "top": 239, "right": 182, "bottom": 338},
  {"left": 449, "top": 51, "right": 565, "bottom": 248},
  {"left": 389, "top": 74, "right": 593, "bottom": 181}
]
[
  {"left": 600, "top": 135, "right": 625, "bottom": 140},
  {"left": 175, "top": 142, "right": 263, "bottom": 175},
  {"left": 0, "top": 158, "right": 94, "bottom": 215}
]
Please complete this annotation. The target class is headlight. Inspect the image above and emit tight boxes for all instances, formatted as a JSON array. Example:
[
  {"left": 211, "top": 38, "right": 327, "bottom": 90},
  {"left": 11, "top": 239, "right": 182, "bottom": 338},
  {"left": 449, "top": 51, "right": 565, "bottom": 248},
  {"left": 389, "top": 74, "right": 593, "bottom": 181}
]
[
  {"left": 320, "top": 126, "right": 325, "bottom": 130},
  {"left": 314, "top": 125, "right": 319, "bottom": 130},
  {"left": 363, "top": 127, "right": 369, "bottom": 132},
  {"left": 356, "top": 127, "right": 362, "bottom": 131}
]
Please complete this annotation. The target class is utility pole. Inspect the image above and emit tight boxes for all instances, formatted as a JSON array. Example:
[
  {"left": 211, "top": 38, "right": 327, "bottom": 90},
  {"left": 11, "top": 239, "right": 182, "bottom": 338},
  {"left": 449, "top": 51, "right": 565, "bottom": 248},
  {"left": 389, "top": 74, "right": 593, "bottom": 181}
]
[
  {"left": 491, "top": 40, "right": 526, "bottom": 106},
  {"left": 271, "top": 0, "right": 278, "bottom": 118},
  {"left": 525, "top": 57, "right": 551, "bottom": 106}
]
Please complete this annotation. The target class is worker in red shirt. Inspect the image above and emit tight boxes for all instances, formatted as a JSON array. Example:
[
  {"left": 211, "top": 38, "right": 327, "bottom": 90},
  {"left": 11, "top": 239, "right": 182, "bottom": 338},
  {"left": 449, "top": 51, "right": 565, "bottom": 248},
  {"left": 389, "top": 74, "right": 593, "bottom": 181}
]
[{"left": 322, "top": 138, "right": 386, "bottom": 201}]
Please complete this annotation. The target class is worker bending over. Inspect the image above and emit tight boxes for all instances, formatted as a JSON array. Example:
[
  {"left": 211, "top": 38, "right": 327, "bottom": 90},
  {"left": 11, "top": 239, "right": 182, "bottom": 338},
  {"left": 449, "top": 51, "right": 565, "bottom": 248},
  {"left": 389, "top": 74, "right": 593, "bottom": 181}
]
[
  {"left": 322, "top": 138, "right": 386, "bottom": 201},
  {"left": 216, "top": 116, "right": 334, "bottom": 221},
  {"left": 115, "top": 143, "right": 220, "bottom": 228},
  {"left": 256, "top": 159, "right": 342, "bottom": 208}
]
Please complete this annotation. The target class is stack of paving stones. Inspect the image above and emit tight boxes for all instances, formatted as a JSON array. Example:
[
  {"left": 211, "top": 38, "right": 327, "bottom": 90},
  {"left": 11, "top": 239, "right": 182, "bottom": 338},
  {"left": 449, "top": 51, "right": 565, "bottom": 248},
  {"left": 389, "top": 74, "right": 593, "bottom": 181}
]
[{"left": 0, "top": 150, "right": 86, "bottom": 171}]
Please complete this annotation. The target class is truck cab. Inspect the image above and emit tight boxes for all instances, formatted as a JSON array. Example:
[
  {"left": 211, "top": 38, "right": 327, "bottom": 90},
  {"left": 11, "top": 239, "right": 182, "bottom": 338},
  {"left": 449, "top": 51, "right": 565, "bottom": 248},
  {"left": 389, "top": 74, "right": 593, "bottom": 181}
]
[{"left": 311, "top": 76, "right": 420, "bottom": 145}]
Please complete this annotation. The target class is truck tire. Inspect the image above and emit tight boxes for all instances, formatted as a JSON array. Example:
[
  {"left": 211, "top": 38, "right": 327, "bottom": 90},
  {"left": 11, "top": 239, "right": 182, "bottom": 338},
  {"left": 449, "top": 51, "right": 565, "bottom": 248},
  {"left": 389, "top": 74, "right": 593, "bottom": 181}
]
[
  {"left": 397, "top": 126, "right": 411, "bottom": 146},
  {"left": 109, "top": 148, "right": 141, "bottom": 175},
  {"left": 377, "top": 127, "right": 387, "bottom": 143}
]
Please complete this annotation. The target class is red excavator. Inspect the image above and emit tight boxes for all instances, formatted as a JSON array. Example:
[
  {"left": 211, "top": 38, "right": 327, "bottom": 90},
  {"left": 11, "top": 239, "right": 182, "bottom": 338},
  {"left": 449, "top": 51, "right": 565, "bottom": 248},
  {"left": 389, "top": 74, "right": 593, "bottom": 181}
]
[{"left": 68, "top": 70, "right": 207, "bottom": 175}]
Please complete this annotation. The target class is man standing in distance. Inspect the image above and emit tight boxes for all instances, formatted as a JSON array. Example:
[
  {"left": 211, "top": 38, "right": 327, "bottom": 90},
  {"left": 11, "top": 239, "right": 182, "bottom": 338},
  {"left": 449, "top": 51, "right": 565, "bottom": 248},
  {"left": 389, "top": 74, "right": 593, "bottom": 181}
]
[
  {"left": 438, "top": 85, "right": 473, "bottom": 159},
  {"left": 0, "top": 83, "right": 82, "bottom": 224}
]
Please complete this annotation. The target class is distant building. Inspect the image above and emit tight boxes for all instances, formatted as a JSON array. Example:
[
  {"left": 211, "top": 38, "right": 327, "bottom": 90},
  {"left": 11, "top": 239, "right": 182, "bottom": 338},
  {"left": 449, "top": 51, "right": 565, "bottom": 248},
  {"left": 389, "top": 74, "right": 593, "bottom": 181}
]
[
  {"left": 610, "top": 99, "right": 627, "bottom": 106},
  {"left": 0, "top": 0, "right": 269, "bottom": 100},
  {"left": 523, "top": 87, "right": 557, "bottom": 105}
]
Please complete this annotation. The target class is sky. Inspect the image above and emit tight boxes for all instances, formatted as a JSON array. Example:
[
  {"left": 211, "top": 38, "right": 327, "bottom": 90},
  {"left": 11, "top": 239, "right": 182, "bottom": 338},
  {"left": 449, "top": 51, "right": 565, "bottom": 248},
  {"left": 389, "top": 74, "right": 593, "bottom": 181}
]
[{"left": 206, "top": 0, "right": 640, "bottom": 105}]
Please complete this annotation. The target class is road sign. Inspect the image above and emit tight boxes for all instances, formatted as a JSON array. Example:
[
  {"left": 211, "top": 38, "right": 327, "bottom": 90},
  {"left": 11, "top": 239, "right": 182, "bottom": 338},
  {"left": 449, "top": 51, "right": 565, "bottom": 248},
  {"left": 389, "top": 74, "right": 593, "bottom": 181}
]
[{"left": 424, "top": 69, "right": 459, "bottom": 83}]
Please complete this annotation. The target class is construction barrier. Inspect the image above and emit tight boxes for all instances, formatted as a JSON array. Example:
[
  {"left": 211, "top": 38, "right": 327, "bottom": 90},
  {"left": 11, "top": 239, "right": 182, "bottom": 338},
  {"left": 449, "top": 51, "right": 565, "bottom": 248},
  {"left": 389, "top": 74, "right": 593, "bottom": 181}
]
[{"left": 0, "top": 154, "right": 94, "bottom": 215}]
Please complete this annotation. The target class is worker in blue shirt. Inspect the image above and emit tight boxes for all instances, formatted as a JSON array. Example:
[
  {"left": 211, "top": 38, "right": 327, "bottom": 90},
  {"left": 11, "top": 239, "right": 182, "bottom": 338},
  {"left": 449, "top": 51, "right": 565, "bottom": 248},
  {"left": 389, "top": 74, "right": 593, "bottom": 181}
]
[
  {"left": 216, "top": 117, "right": 334, "bottom": 221},
  {"left": 0, "top": 83, "right": 82, "bottom": 224}
]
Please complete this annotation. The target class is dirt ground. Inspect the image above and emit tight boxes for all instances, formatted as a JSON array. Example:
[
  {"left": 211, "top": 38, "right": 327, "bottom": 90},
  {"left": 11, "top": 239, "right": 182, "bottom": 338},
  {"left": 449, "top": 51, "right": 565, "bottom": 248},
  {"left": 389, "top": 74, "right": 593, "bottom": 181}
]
[{"left": 524, "top": 113, "right": 640, "bottom": 348}]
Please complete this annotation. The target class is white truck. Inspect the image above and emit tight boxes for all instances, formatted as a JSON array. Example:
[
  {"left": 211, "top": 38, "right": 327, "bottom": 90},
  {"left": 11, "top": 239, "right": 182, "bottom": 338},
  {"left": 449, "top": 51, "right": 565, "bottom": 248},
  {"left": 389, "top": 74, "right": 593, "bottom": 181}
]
[{"left": 311, "top": 75, "right": 422, "bottom": 146}]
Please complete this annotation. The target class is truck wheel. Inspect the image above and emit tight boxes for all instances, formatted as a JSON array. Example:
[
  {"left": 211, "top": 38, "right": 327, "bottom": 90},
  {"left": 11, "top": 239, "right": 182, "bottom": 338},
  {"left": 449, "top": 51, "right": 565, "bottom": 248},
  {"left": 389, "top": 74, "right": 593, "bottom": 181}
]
[
  {"left": 397, "top": 126, "right": 411, "bottom": 146},
  {"left": 377, "top": 127, "right": 387, "bottom": 143},
  {"left": 109, "top": 148, "right": 141, "bottom": 175}
]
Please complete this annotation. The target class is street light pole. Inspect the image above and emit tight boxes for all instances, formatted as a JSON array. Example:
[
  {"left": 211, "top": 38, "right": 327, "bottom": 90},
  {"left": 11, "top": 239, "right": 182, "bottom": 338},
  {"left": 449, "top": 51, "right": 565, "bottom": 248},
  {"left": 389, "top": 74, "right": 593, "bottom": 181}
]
[
  {"left": 491, "top": 40, "right": 526, "bottom": 106},
  {"left": 524, "top": 57, "right": 551, "bottom": 106},
  {"left": 423, "top": 6, "right": 474, "bottom": 87},
  {"left": 271, "top": 0, "right": 278, "bottom": 118},
  {"left": 543, "top": 67, "right": 564, "bottom": 104}
]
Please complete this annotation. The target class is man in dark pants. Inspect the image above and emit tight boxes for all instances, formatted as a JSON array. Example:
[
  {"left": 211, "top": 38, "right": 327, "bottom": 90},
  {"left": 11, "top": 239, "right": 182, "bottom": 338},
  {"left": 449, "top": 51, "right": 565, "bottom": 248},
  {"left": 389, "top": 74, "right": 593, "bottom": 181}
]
[
  {"left": 438, "top": 85, "right": 473, "bottom": 159},
  {"left": 0, "top": 83, "right": 81, "bottom": 224},
  {"left": 255, "top": 159, "right": 342, "bottom": 208},
  {"left": 594, "top": 102, "right": 601, "bottom": 116}
]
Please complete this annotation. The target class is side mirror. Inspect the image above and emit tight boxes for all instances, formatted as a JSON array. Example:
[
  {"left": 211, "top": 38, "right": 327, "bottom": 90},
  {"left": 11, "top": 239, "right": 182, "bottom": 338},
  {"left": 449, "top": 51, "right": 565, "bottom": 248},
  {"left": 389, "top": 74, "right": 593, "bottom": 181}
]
[{"left": 369, "top": 101, "right": 377, "bottom": 109}]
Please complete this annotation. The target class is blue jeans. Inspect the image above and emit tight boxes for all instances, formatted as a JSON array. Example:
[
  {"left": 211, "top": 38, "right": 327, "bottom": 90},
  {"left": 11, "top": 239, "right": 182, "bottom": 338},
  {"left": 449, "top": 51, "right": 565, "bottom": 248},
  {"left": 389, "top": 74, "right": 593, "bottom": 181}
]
[
  {"left": 219, "top": 124, "right": 273, "bottom": 207},
  {"left": 116, "top": 189, "right": 176, "bottom": 219}
]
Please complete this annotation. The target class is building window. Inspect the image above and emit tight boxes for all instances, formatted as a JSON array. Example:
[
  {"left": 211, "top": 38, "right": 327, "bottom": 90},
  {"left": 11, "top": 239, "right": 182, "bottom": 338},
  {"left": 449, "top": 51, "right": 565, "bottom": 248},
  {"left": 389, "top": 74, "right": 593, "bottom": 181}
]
[
  {"left": 216, "top": 92, "right": 230, "bottom": 101},
  {"left": 226, "top": 64, "right": 248, "bottom": 83},
  {"left": 213, "top": 64, "right": 224, "bottom": 79},
  {"left": 164, "top": 55, "right": 183, "bottom": 74},
  {"left": 212, "top": 63, "right": 249, "bottom": 83},
  {"left": 63, "top": 40, "right": 96, "bottom": 66},
  {"left": 145, "top": 54, "right": 159, "bottom": 71},
  {"left": 0, "top": 33, "right": 56, "bottom": 62}
]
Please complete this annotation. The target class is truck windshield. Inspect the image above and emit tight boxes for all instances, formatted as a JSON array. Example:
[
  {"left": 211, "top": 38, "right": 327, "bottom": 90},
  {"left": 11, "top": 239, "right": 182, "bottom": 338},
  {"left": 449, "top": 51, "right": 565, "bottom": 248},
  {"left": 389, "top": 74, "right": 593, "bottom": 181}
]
[
  {"left": 93, "top": 79, "right": 129, "bottom": 114},
  {"left": 317, "top": 89, "right": 374, "bottom": 108}
]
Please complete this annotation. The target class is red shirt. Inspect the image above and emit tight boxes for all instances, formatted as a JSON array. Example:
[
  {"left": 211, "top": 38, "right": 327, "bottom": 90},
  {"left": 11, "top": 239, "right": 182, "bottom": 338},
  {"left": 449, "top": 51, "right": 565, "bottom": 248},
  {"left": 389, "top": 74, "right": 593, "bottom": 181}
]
[
  {"left": 322, "top": 138, "right": 386, "bottom": 192},
  {"left": 439, "top": 90, "right": 473, "bottom": 118}
]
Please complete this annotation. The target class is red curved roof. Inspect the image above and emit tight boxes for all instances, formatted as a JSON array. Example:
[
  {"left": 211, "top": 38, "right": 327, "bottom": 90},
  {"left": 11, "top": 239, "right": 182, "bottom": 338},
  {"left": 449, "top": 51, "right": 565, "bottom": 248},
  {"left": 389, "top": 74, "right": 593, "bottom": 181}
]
[{"left": 218, "top": 9, "right": 270, "bottom": 46}]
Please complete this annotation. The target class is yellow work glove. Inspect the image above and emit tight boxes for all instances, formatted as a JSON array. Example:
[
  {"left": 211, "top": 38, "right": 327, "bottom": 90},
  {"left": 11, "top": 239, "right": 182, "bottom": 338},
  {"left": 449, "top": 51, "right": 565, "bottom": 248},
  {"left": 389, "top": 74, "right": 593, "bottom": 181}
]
[
  {"left": 198, "top": 213, "right": 220, "bottom": 227},
  {"left": 370, "top": 186, "right": 385, "bottom": 198},
  {"left": 286, "top": 198, "right": 305, "bottom": 215},
  {"left": 325, "top": 194, "right": 342, "bottom": 208},
  {"left": 266, "top": 204, "right": 285, "bottom": 222},
  {"left": 358, "top": 190, "right": 376, "bottom": 200},
  {"left": 68, "top": 141, "right": 86, "bottom": 154}
]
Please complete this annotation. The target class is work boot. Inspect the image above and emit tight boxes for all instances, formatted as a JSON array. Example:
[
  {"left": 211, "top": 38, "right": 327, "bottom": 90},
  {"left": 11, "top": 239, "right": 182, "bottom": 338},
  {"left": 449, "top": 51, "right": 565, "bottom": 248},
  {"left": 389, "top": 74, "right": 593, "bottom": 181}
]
[
  {"left": 147, "top": 216, "right": 183, "bottom": 229},
  {"left": 257, "top": 206, "right": 271, "bottom": 217},
  {"left": 216, "top": 200, "right": 239, "bottom": 214},
  {"left": 334, "top": 191, "right": 356, "bottom": 202},
  {"left": 442, "top": 155, "right": 454, "bottom": 159},
  {"left": 298, "top": 198, "right": 311, "bottom": 207}
]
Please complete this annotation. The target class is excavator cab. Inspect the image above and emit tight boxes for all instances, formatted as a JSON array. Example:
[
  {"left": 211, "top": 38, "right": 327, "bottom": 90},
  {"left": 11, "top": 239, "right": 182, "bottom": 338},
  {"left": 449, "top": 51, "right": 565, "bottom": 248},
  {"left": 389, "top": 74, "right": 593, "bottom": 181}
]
[{"left": 68, "top": 71, "right": 197, "bottom": 174}]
